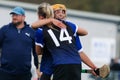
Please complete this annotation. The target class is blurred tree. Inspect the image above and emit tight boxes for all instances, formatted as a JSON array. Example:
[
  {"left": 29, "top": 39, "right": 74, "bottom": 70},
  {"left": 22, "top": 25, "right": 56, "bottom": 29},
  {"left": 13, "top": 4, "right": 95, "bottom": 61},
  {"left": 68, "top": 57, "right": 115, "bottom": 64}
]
[
  {"left": 99, "top": 0, "right": 120, "bottom": 15},
  {"left": 11, "top": 0, "right": 120, "bottom": 15}
]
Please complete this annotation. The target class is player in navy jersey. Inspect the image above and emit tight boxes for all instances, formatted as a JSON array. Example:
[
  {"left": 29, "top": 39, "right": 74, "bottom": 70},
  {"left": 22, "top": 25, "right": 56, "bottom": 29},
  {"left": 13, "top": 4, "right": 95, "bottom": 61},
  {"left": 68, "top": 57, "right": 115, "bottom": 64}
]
[
  {"left": 33, "top": 3, "right": 97, "bottom": 80},
  {"left": 36, "top": 14, "right": 81, "bottom": 80},
  {"left": 32, "top": 3, "right": 98, "bottom": 80},
  {"left": 0, "top": 7, "right": 38, "bottom": 80},
  {"left": 32, "top": 3, "right": 88, "bottom": 80},
  {"left": 52, "top": 4, "right": 97, "bottom": 75}
]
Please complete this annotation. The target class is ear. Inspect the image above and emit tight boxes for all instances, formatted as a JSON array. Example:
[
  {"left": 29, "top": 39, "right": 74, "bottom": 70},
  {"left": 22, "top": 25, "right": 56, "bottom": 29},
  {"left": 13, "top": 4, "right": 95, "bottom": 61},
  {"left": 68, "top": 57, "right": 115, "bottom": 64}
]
[{"left": 22, "top": 15, "right": 25, "bottom": 20}]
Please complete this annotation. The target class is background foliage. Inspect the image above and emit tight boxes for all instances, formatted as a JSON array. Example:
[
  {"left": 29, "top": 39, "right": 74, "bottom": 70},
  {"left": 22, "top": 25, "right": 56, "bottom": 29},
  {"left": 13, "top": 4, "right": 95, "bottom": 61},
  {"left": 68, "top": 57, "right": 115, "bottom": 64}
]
[{"left": 12, "top": 0, "right": 120, "bottom": 16}]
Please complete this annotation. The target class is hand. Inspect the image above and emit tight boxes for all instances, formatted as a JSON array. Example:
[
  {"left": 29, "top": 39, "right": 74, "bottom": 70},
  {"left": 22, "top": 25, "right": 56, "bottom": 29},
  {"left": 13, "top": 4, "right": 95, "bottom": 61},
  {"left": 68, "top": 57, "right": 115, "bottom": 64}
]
[
  {"left": 36, "top": 69, "right": 43, "bottom": 78},
  {"left": 32, "top": 78, "right": 38, "bottom": 80},
  {"left": 51, "top": 19, "right": 66, "bottom": 28},
  {"left": 91, "top": 70, "right": 98, "bottom": 77}
]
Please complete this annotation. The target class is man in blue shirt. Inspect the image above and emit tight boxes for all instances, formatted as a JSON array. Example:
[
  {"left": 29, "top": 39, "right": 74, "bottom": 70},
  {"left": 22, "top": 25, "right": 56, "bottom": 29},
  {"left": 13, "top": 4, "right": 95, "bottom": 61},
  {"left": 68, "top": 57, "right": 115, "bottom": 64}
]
[{"left": 0, "top": 7, "right": 38, "bottom": 80}]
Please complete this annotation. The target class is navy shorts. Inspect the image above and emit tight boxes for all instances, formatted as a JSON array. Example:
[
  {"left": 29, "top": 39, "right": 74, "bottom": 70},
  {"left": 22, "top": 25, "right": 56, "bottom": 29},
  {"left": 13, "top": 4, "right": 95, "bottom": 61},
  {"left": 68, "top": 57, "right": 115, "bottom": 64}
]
[{"left": 53, "top": 64, "right": 81, "bottom": 80}]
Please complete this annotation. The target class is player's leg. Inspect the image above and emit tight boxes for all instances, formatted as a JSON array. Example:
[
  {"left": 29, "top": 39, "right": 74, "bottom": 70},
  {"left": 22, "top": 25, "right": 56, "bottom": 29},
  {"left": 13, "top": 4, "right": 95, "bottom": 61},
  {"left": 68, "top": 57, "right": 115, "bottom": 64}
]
[
  {"left": 53, "top": 64, "right": 81, "bottom": 80},
  {"left": 39, "top": 73, "right": 51, "bottom": 80}
]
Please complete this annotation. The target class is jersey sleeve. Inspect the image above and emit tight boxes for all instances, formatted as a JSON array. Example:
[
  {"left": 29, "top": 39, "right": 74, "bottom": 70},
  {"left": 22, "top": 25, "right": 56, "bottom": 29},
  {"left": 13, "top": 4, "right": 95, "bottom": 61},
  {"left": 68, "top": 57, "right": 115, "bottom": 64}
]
[
  {"left": 65, "top": 21, "right": 78, "bottom": 36},
  {"left": 75, "top": 34, "right": 83, "bottom": 53},
  {"left": 65, "top": 21, "right": 83, "bottom": 53},
  {"left": 35, "top": 28, "right": 44, "bottom": 47}
]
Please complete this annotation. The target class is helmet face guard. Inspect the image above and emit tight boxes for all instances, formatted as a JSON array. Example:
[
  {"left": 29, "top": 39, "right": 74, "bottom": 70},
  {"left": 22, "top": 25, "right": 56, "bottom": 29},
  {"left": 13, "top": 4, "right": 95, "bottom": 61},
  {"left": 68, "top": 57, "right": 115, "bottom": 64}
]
[{"left": 52, "top": 4, "right": 67, "bottom": 19}]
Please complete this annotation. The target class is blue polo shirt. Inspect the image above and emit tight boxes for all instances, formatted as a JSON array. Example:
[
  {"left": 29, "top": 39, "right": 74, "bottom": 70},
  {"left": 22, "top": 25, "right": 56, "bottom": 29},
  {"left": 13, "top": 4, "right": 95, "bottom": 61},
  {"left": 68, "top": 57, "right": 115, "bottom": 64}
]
[{"left": 0, "top": 22, "right": 38, "bottom": 74}]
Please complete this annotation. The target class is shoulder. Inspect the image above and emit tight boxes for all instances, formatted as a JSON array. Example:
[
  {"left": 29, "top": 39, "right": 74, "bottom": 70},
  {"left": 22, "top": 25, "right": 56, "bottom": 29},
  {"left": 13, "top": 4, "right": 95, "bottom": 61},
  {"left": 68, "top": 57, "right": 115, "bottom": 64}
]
[
  {"left": 0, "top": 23, "right": 12, "bottom": 31},
  {"left": 35, "top": 28, "right": 43, "bottom": 40},
  {"left": 25, "top": 23, "right": 35, "bottom": 32},
  {"left": 64, "top": 20, "right": 77, "bottom": 29},
  {"left": 36, "top": 25, "right": 49, "bottom": 32},
  {"left": 64, "top": 20, "right": 76, "bottom": 26},
  {"left": 35, "top": 28, "right": 43, "bottom": 35},
  {"left": 64, "top": 20, "right": 78, "bottom": 31}
]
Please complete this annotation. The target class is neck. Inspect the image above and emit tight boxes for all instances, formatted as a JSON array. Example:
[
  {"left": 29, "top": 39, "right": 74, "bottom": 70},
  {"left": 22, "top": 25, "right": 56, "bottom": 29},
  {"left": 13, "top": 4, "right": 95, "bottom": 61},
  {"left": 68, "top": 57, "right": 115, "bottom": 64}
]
[{"left": 16, "top": 22, "right": 24, "bottom": 29}]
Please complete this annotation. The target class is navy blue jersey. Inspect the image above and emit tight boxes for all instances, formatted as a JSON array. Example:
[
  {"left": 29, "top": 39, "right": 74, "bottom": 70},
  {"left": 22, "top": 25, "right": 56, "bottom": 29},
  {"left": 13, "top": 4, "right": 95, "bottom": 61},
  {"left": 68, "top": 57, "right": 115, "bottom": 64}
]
[
  {"left": 64, "top": 20, "right": 83, "bottom": 52},
  {"left": 35, "top": 21, "right": 82, "bottom": 66},
  {"left": 40, "top": 35, "right": 82, "bottom": 75},
  {"left": 0, "top": 22, "right": 38, "bottom": 74},
  {"left": 40, "top": 46, "right": 54, "bottom": 75},
  {"left": 36, "top": 21, "right": 83, "bottom": 75}
]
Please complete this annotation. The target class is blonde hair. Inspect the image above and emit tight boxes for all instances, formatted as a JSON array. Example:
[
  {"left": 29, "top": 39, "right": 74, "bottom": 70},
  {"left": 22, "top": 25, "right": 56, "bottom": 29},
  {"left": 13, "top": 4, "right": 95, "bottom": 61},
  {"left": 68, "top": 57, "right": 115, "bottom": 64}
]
[
  {"left": 37, "top": 2, "right": 54, "bottom": 19},
  {"left": 37, "top": 2, "right": 57, "bottom": 29}
]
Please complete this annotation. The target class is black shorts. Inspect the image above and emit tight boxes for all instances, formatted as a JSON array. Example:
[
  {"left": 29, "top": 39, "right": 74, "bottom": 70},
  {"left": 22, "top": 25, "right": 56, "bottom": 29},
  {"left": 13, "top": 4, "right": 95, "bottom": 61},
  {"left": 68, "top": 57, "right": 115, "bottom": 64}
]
[
  {"left": 39, "top": 73, "right": 51, "bottom": 80},
  {"left": 0, "top": 70, "right": 32, "bottom": 80},
  {"left": 53, "top": 64, "right": 81, "bottom": 80}
]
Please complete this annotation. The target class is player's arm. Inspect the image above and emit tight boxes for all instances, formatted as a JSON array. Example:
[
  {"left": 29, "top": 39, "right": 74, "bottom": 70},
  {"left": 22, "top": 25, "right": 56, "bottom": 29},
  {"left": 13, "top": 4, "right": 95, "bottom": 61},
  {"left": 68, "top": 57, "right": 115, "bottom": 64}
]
[
  {"left": 31, "top": 18, "right": 66, "bottom": 29},
  {"left": 80, "top": 51, "right": 97, "bottom": 70},
  {"left": 77, "top": 27, "right": 88, "bottom": 36},
  {"left": 75, "top": 36, "right": 96, "bottom": 69},
  {"left": 35, "top": 45, "right": 43, "bottom": 55},
  {"left": 80, "top": 52, "right": 98, "bottom": 76},
  {"left": 65, "top": 21, "right": 88, "bottom": 36},
  {"left": 82, "top": 64, "right": 110, "bottom": 78},
  {"left": 35, "top": 28, "right": 44, "bottom": 55},
  {"left": 32, "top": 48, "right": 39, "bottom": 69},
  {"left": 75, "top": 35, "right": 97, "bottom": 76},
  {"left": 75, "top": 23, "right": 88, "bottom": 36}
]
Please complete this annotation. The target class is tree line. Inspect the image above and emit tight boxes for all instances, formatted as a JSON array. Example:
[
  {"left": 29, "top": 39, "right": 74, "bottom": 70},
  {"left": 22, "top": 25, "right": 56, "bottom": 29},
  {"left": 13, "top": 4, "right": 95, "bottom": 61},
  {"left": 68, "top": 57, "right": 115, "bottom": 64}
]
[{"left": 12, "top": 0, "right": 120, "bottom": 16}]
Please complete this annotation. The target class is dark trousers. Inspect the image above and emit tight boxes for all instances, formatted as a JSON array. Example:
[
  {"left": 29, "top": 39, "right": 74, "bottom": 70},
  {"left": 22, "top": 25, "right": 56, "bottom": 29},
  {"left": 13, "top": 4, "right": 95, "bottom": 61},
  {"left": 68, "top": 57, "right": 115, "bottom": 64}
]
[
  {"left": 39, "top": 73, "right": 51, "bottom": 80},
  {"left": 0, "top": 70, "right": 32, "bottom": 80}
]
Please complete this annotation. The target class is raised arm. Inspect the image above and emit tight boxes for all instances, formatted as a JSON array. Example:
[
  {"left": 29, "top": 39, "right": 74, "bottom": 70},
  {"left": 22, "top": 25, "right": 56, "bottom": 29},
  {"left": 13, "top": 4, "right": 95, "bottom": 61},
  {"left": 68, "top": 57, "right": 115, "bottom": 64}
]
[
  {"left": 31, "top": 18, "right": 66, "bottom": 29},
  {"left": 77, "top": 27, "right": 88, "bottom": 36}
]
